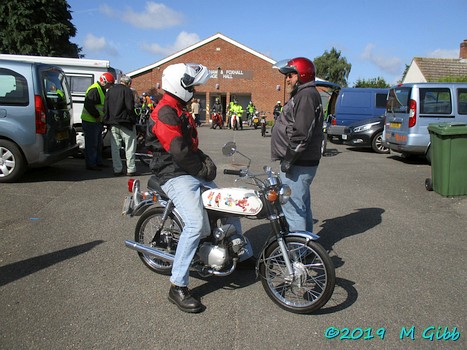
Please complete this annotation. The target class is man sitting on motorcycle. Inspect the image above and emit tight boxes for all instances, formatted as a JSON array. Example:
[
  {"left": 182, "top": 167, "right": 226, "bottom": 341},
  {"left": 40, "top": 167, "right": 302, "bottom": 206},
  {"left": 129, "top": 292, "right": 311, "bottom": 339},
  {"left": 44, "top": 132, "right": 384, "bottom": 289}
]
[
  {"left": 210, "top": 97, "right": 223, "bottom": 129},
  {"left": 246, "top": 100, "right": 256, "bottom": 125},
  {"left": 146, "top": 63, "right": 252, "bottom": 313}
]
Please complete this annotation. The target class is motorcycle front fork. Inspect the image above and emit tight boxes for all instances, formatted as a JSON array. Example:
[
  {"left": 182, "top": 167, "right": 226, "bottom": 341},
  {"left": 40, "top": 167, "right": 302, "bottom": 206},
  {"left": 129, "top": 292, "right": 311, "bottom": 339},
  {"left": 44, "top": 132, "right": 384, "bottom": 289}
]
[{"left": 267, "top": 214, "right": 296, "bottom": 282}]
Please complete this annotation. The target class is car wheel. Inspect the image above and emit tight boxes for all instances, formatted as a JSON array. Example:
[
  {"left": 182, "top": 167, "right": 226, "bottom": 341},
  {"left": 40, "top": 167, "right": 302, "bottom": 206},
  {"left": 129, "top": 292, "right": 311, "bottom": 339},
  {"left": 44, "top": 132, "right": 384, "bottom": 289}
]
[
  {"left": 371, "top": 132, "right": 390, "bottom": 154},
  {"left": 0, "top": 140, "right": 27, "bottom": 183}
]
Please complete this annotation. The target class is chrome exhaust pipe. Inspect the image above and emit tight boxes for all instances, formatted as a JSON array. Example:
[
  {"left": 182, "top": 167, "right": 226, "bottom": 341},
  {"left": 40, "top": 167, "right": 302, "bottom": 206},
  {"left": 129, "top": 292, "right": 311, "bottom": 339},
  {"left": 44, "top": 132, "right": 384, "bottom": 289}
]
[{"left": 125, "top": 240, "right": 174, "bottom": 263}]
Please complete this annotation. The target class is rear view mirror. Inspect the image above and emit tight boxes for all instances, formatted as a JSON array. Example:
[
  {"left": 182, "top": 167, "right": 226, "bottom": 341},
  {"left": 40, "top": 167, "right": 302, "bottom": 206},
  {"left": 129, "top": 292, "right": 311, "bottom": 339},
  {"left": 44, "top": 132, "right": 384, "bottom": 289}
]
[{"left": 222, "top": 141, "right": 237, "bottom": 157}]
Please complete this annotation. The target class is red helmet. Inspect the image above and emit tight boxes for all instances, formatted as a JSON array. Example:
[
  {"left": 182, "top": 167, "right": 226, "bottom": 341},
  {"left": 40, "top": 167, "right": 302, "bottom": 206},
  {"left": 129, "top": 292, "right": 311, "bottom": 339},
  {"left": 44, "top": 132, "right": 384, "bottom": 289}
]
[
  {"left": 277, "top": 57, "right": 315, "bottom": 83},
  {"left": 99, "top": 72, "right": 115, "bottom": 85}
]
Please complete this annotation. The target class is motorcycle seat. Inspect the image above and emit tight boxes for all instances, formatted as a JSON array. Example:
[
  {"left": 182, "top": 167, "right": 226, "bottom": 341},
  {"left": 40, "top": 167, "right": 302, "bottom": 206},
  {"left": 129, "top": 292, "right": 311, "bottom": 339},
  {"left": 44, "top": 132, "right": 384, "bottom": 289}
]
[{"left": 147, "top": 176, "right": 168, "bottom": 197}]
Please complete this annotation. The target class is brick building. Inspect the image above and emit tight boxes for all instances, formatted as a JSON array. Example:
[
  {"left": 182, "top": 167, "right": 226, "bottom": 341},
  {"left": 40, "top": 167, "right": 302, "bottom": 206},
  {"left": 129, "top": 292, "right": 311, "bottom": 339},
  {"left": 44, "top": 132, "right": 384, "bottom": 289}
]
[{"left": 127, "top": 33, "right": 288, "bottom": 123}]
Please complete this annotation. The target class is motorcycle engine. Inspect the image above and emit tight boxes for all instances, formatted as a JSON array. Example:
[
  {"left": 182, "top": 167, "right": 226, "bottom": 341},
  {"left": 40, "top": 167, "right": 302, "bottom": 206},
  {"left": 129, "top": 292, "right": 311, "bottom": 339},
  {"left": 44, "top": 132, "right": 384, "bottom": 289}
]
[
  {"left": 197, "top": 225, "right": 246, "bottom": 271},
  {"left": 198, "top": 243, "right": 228, "bottom": 271}
]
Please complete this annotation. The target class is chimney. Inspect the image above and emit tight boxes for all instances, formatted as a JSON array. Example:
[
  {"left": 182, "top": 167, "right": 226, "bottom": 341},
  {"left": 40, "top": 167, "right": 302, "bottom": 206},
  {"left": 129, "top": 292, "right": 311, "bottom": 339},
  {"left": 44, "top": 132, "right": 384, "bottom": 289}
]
[{"left": 460, "top": 39, "right": 467, "bottom": 59}]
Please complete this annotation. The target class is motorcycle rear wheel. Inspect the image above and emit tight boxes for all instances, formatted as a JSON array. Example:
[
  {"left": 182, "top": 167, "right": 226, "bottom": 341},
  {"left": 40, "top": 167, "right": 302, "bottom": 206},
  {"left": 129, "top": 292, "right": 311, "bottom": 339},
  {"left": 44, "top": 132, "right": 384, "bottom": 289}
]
[
  {"left": 259, "top": 237, "right": 335, "bottom": 314},
  {"left": 134, "top": 207, "right": 182, "bottom": 275}
]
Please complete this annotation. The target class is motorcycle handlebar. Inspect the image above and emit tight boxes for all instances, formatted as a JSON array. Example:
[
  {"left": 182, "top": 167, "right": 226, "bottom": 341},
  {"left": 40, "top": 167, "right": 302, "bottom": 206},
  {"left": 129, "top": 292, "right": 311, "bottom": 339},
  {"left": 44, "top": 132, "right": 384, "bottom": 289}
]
[{"left": 223, "top": 169, "right": 242, "bottom": 176}]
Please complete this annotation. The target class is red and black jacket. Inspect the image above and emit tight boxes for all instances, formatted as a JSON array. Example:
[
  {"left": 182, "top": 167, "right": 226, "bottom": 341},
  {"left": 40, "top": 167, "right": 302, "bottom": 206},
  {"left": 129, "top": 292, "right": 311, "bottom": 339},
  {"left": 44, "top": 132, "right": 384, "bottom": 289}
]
[{"left": 146, "top": 93, "right": 206, "bottom": 185}]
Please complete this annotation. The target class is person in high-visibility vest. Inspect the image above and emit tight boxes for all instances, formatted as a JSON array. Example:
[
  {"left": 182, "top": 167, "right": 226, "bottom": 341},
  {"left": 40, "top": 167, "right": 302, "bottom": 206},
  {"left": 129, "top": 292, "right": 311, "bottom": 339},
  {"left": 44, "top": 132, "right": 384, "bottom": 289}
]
[{"left": 81, "top": 72, "right": 115, "bottom": 170}]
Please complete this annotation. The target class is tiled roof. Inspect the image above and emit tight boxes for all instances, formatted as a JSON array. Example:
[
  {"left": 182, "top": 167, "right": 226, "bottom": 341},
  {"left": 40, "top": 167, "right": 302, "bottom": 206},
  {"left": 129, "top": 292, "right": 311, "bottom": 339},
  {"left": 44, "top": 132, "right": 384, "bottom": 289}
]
[{"left": 414, "top": 57, "right": 467, "bottom": 81}]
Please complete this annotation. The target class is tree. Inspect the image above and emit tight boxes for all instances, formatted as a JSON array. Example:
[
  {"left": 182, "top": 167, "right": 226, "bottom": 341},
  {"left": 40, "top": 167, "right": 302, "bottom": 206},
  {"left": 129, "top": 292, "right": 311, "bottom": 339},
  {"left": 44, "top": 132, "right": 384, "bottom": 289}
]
[
  {"left": 314, "top": 48, "right": 351, "bottom": 87},
  {"left": 400, "top": 64, "right": 410, "bottom": 83},
  {"left": 0, "top": 0, "right": 81, "bottom": 57},
  {"left": 353, "top": 77, "right": 390, "bottom": 88}
]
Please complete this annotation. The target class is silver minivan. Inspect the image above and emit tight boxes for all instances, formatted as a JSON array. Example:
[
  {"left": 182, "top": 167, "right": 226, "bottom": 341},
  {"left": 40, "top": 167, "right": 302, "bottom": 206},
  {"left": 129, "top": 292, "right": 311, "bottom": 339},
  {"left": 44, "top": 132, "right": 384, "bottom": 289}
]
[
  {"left": 0, "top": 59, "right": 77, "bottom": 182},
  {"left": 383, "top": 82, "right": 467, "bottom": 158}
]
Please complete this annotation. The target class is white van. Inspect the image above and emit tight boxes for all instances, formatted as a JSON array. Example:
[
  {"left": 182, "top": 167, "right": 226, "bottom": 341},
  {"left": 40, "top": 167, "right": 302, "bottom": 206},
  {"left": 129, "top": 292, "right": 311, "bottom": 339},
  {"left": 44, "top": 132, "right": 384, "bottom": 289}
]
[
  {"left": 383, "top": 82, "right": 467, "bottom": 158},
  {"left": 0, "top": 54, "right": 123, "bottom": 150}
]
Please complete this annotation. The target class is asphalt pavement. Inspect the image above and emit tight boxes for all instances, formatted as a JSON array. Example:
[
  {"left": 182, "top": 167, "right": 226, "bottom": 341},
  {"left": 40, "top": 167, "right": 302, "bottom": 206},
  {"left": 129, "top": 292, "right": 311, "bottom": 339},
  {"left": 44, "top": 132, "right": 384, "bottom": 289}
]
[{"left": 1, "top": 124, "right": 465, "bottom": 350}]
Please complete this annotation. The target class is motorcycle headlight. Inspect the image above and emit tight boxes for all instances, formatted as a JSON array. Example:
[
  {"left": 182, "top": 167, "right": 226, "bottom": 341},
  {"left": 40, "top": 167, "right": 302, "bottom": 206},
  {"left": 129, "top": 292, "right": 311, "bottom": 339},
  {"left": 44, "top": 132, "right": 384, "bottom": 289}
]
[{"left": 279, "top": 184, "right": 291, "bottom": 204}]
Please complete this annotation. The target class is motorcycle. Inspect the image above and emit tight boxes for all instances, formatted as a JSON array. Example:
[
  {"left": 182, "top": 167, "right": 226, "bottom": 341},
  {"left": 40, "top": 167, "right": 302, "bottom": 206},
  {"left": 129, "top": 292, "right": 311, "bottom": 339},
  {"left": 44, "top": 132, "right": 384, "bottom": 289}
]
[
  {"left": 210, "top": 112, "right": 223, "bottom": 129},
  {"left": 134, "top": 106, "right": 153, "bottom": 167},
  {"left": 230, "top": 114, "right": 239, "bottom": 130},
  {"left": 251, "top": 111, "right": 260, "bottom": 129},
  {"left": 260, "top": 114, "right": 267, "bottom": 137},
  {"left": 122, "top": 142, "right": 336, "bottom": 314},
  {"left": 247, "top": 111, "right": 260, "bottom": 129}
]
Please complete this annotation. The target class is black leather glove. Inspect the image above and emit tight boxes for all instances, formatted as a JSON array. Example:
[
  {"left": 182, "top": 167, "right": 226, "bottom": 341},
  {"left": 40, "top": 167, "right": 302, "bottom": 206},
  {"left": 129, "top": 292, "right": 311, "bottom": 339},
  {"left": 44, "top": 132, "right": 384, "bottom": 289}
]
[
  {"left": 281, "top": 148, "right": 299, "bottom": 173},
  {"left": 281, "top": 160, "right": 292, "bottom": 173},
  {"left": 197, "top": 153, "right": 217, "bottom": 181}
]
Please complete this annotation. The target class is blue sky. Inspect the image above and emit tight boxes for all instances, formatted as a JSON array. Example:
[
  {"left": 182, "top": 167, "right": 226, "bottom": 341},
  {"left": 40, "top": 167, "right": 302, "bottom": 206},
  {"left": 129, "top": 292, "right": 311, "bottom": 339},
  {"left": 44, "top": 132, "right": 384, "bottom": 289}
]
[{"left": 68, "top": 0, "right": 467, "bottom": 86}]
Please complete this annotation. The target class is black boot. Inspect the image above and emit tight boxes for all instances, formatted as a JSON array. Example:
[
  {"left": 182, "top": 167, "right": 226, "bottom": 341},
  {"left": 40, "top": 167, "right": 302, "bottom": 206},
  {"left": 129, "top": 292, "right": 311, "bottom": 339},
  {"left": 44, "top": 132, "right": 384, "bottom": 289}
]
[{"left": 168, "top": 285, "right": 203, "bottom": 313}]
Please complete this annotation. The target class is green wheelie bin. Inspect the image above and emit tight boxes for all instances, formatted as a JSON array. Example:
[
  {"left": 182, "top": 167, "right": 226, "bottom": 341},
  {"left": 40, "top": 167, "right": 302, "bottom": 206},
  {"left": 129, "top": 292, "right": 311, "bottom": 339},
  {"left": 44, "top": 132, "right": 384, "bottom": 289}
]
[{"left": 426, "top": 122, "right": 467, "bottom": 196}]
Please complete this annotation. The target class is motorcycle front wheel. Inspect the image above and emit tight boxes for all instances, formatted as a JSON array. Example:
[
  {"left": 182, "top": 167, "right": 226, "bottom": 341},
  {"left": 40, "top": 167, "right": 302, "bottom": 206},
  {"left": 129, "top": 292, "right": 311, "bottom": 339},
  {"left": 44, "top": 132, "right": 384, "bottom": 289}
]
[
  {"left": 134, "top": 207, "right": 182, "bottom": 275},
  {"left": 259, "top": 237, "right": 335, "bottom": 314}
]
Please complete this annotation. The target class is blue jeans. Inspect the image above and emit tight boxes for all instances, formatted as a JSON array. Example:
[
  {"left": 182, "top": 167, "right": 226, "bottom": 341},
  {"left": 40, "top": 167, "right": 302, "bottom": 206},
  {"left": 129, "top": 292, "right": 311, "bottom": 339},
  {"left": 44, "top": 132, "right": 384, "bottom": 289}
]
[
  {"left": 162, "top": 175, "right": 250, "bottom": 287},
  {"left": 280, "top": 165, "right": 318, "bottom": 233},
  {"left": 110, "top": 125, "right": 136, "bottom": 173},
  {"left": 82, "top": 121, "right": 103, "bottom": 167}
]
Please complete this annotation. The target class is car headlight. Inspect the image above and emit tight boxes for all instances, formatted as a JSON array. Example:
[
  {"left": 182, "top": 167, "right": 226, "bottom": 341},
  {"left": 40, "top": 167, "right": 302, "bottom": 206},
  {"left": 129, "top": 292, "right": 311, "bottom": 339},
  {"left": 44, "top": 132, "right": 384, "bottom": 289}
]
[
  {"left": 353, "top": 122, "right": 379, "bottom": 133},
  {"left": 279, "top": 184, "right": 291, "bottom": 204}
]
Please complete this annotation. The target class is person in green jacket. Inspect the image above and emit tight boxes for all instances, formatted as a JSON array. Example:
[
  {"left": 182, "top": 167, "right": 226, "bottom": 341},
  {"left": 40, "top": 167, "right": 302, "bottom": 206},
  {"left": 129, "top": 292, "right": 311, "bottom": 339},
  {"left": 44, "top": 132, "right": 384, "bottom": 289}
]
[
  {"left": 229, "top": 99, "right": 244, "bottom": 130},
  {"left": 81, "top": 72, "right": 114, "bottom": 170}
]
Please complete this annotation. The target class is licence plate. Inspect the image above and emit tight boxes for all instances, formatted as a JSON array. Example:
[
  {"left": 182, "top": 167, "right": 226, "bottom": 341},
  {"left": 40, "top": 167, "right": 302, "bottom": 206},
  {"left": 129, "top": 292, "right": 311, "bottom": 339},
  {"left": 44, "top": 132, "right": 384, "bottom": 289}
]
[
  {"left": 389, "top": 122, "right": 401, "bottom": 129},
  {"left": 122, "top": 196, "right": 133, "bottom": 215},
  {"left": 342, "top": 134, "right": 348, "bottom": 140}
]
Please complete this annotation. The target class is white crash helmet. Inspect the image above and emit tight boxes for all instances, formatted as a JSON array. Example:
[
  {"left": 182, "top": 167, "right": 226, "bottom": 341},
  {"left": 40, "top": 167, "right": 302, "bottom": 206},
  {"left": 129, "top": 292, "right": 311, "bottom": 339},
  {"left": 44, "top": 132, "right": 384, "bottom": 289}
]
[{"left": 162, "top": 63, "right": 210, "bottom": 102}]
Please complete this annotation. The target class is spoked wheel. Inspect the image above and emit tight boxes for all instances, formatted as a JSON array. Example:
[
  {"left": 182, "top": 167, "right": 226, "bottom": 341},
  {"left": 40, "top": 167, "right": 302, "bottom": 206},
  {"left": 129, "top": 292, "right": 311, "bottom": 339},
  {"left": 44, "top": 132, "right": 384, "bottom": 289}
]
[
  {"left": 259, "top": 237, "right": 335, "bottom": 314},
  {"left": 134, "top": 207, "right": 182, "bottom": 275}
]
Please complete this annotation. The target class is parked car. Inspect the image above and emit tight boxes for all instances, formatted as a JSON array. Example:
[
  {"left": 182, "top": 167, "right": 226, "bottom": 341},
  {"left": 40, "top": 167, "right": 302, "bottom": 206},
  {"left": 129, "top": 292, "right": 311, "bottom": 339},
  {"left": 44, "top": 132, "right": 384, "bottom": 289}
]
[
  {"left": 0, "top": 59, "right": 77, "bottom": 182},
  {"left": 383, "top": 82, "right": 467, "bottom": 159},
  {"left": 327, "top": 87, "right": 389, "bottom": 142},
  {"left": 341, "top": 116, "right": 389, "bottom": 153}
]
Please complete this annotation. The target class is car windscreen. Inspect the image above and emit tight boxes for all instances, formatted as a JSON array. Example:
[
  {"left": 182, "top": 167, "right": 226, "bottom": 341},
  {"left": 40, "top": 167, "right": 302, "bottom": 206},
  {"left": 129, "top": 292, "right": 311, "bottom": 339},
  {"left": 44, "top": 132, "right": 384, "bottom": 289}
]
[{"left": 386, "top": 87, "right": 411, "bottom": 113}]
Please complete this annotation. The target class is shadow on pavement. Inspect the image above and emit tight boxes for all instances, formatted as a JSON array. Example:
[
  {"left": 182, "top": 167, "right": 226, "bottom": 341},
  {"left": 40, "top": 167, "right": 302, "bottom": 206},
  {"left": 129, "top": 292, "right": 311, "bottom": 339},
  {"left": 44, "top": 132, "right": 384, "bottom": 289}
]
[{"left": 0, "top": 240, "right": 104, "bottom": 287}]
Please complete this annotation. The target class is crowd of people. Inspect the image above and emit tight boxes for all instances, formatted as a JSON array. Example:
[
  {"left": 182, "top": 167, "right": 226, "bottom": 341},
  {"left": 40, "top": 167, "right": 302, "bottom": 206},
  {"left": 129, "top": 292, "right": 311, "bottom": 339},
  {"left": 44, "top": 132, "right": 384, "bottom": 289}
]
[{"left": 81, "top": 57, "right": 324, "bottom": 314}]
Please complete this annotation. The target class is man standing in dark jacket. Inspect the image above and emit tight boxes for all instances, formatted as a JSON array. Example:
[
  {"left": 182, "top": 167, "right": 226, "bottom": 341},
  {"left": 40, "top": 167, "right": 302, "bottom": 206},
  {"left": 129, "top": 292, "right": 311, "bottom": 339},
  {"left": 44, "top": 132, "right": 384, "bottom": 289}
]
[
  {"left": 104, "top": 75, "right": 138, "bottom": 176},
  {"left": 271, "top": 57, "right": 323, "bottom": 233}
]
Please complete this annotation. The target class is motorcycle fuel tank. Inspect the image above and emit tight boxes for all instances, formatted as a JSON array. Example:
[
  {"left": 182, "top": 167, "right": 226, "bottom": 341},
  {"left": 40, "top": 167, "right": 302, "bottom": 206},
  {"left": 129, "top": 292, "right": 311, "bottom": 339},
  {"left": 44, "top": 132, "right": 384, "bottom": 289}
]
[{"left": 202, "top": 188, "right": 263, "bottom": 216}]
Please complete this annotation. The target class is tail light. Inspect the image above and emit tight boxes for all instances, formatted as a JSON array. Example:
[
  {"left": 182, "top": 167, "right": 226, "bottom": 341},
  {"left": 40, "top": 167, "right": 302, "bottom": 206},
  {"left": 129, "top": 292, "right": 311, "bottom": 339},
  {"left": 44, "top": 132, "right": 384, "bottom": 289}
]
[
  {"left": 408, "top": 99, "right": 416, "bottom": 128},
  {"left": 35, "top": 95, "right": 47, "bottom": 134},
  {"left": 331, "top": 116, "right": 336, "bottom": 126},
  {"left": 127, "top": 178, "right": 137, "bottom": 192}
]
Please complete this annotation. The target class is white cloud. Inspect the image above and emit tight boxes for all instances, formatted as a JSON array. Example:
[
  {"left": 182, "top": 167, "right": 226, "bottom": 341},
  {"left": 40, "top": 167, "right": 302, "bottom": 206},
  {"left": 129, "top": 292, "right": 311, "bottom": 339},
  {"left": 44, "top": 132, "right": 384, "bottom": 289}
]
[
  {"left": 427, "top": 48, "right": 459, "bottom": 58},
  {"left": 100, "top": 2, "right": 183, "bottom": 29},
  {"left": 361, "top": 43, "right": 402, "bottom": 75},
  {"left": 142, "top": 31, "right": 200, "bottom": 56},
  {"left": 83, "top": 33, "right": 118, "bottom": 56}
]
